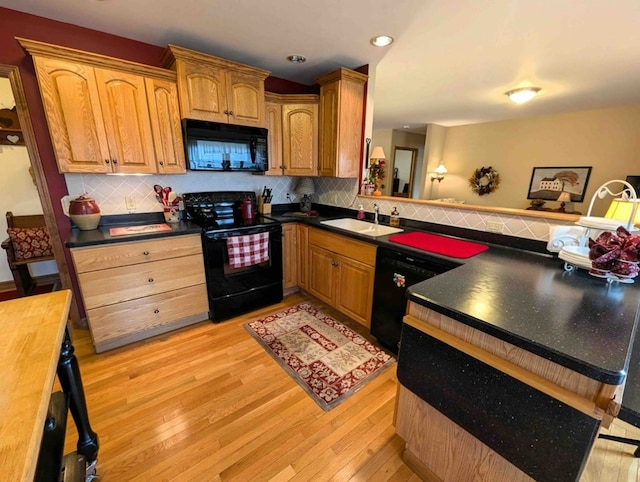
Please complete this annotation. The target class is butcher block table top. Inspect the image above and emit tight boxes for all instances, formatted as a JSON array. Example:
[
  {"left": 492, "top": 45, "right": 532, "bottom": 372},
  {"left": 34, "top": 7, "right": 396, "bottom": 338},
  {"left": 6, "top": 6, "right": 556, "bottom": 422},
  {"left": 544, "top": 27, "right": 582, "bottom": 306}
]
[{"left": 0, "top": 290, "right": 72, "bottom": 482}]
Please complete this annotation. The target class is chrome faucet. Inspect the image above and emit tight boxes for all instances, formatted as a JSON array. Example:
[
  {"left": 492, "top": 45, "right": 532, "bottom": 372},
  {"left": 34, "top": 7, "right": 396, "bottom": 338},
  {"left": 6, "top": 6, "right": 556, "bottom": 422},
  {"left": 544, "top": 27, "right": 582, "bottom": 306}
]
[{"left": 373, "top": 203, "right": 380, "bottom": 224}]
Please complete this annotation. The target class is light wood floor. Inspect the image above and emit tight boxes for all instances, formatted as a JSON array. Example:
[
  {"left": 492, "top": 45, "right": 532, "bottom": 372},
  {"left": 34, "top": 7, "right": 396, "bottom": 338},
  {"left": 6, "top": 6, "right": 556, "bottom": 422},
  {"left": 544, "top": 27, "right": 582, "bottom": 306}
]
[{"left": 62, "top": 292, "right": 640, "bottom": 481}]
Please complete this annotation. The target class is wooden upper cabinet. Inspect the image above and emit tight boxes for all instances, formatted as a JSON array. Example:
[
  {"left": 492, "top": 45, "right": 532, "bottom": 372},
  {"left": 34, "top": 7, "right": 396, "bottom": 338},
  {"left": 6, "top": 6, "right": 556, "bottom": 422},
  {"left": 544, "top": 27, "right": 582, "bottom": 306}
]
[
  {"left": 19, "top": 38, "right": 185, "bottom": 174},
  {"left": 282, "top": 103, "right": 318, "bottom": 176},
  {"left": 162, "top": 45, "right": 269, "bottom": 128},
  {"left": 316, "top": 68, "right": 367, "bottom": 178},
  {"left": 264, "top": 99, "right": 284, "bottom": 176},
  {"left": 94, "top": 68, "right": 156, "bottom": 174},
  {"left": 264, "top": 93, "right": 318, "bottom": 176},
  {"left": 145, "top": 78, "right": 186, "bottom": 174},
  {"left": 31, "top": 57, "right": 111, "bottom": 173}
]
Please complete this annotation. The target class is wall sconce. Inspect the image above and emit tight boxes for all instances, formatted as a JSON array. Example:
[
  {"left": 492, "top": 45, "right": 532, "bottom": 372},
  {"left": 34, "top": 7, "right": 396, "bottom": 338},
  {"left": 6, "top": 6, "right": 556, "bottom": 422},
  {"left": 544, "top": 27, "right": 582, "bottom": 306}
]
[
  {"left": 505, "top": 86, "right": 541, "bottom": 104},
  {"left": 430, "top": 163, "right": 448, "bottom": 183},
  {"left": 556, "top": 191, "right": 571, "bottom": 212}
]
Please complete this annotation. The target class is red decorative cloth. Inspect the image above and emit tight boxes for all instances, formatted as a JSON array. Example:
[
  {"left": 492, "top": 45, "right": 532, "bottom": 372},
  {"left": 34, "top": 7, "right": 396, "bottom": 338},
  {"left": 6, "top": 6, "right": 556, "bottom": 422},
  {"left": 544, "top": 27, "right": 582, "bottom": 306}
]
[
  {"left": 388, "top": 232, "right": 489, "bottom": 259},
  {"left": 7, "top": 227, "right": 53, "bottom": 260},
  {"left": 226, "top": 232, "right": 270, "bottom": 268}
]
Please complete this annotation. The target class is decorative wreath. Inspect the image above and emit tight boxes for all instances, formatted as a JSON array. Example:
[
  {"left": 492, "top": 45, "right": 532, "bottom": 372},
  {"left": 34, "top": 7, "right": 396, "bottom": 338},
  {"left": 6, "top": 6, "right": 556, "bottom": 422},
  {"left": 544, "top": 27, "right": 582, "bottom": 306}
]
[{"left": 469, "top": 166, "right": 501, "bottom": 196}]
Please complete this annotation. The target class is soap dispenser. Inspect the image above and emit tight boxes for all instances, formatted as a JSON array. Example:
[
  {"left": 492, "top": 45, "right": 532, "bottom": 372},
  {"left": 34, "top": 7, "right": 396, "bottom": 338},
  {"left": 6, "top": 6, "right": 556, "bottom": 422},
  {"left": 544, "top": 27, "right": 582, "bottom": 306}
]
[
  {"left": 357, "top": 204, "right": 366, "bottom": 220},
  {"left": 390, "top": 207, "right": 400, "bottom": 227}
]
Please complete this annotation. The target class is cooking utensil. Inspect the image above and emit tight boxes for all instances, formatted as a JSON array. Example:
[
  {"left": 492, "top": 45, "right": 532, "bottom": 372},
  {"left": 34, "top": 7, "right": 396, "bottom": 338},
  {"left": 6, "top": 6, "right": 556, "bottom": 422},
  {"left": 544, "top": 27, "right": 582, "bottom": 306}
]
[
  {"left": 162, "top": 186, "right": 172, "bottom": 205},
  {"left": 168, "top": 191, "right": 177, "bottom": 204},
  {"left": 153, "top": 184, "right": 163, "bottom": 204}
]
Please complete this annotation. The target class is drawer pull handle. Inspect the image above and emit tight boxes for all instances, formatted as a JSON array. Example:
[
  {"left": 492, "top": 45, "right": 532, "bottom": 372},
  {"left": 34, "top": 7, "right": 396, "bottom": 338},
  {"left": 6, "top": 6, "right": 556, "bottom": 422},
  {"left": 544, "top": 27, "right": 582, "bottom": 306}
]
[
  {"left": 331, "top": 261, "right": 339, "bottom": 267},
  {"left": 148, "top": 278, "right": 154, "bottom": 283},
  {"left": 143, "top": 251, "right": 150, "bottom": 255},
  {"left": 154, "top": 309, "right": 160, "bottom": 314}
]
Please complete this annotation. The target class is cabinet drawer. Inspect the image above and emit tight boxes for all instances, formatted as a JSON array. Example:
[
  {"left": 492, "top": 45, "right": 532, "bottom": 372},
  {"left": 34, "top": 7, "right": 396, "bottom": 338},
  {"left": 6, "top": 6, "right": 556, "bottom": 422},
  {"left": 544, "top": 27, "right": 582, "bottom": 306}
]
[
  {"left": 71, "top": 234, "right": 202, "bottom": 273},
  {"left": 78, "top": 254, "right": 205, "bottom": 309},
  {"left": 87, "top": 283, "right": 208, "bottom": 351},
  {"left": 309, "top": 228, "right": 376, "bottom": 265}
]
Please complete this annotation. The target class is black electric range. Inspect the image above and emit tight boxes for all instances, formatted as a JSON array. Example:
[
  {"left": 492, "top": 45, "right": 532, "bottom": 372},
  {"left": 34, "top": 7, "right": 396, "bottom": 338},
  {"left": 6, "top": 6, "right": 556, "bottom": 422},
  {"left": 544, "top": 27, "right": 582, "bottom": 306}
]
[{"left": 183, "top": 191, "right": 283, "bottom": 322}]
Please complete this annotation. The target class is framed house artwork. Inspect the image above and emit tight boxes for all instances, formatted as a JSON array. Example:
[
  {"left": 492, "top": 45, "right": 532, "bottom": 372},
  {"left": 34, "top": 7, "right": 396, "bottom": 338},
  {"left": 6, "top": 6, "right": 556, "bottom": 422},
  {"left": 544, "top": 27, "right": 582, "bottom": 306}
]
[{"left": 527, "top": 166, "right": 592, "bottom": 202}]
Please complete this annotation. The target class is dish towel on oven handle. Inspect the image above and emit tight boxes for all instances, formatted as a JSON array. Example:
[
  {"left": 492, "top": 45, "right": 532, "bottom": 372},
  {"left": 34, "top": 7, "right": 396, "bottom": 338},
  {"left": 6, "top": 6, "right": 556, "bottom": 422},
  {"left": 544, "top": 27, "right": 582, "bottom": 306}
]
[{"left": 226, "top": 231, "right": 270, "bottom": 268}]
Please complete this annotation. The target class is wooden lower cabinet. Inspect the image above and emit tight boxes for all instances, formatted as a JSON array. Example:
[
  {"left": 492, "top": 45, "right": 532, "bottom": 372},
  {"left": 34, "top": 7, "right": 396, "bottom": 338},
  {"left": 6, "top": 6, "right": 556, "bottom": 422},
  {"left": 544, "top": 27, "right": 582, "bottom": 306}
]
[
  {"left": 282, "top": 223, "right": 298, "bottom": 292},
  {"left": 71, "top": 234, "right": 208, "bottom": 352},
  {"left": 297, "top": 224, "right": 309, "bottom": 290},
  {"left": 307, "top": 227, "right": 376, "bottom": 327}
]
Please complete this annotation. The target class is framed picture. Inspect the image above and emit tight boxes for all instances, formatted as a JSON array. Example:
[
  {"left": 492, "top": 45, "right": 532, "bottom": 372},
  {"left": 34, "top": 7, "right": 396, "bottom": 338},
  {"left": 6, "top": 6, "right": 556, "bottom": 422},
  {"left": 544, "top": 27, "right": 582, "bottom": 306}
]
[{"left": 527, "top": 166, "right": 592, "bottom": 202}]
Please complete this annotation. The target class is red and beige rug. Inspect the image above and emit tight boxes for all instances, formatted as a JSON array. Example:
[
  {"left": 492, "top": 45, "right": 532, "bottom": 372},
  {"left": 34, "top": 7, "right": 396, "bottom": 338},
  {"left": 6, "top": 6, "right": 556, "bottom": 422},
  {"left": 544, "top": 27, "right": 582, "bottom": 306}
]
[{"left": 244, "top": 303, "right": 396, "bottom": 411}]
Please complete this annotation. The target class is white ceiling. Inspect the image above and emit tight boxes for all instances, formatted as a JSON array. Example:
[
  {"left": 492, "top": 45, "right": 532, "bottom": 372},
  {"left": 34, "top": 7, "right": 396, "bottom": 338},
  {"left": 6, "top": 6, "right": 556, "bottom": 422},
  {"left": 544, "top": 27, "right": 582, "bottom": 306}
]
[{"left": 3, "top": 0, "right": 640, "bottom": 130}]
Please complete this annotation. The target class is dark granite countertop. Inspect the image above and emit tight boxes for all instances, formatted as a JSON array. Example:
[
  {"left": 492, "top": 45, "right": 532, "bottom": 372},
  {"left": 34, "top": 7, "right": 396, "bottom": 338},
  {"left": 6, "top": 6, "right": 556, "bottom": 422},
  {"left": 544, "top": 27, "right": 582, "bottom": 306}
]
[
  {"left": 67, "top": 206, "right": 639, "bottom": 386},
  {"left": 65, "top": 213, "right": 202, "bottom": 248},
  {"left": 270, "top": 205, "right": 639, "bottom": 386}
]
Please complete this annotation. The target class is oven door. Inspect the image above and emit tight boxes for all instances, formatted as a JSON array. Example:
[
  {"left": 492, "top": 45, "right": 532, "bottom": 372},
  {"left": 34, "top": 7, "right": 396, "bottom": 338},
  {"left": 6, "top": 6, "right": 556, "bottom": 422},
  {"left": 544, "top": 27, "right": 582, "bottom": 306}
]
[{"left": 202, "top": 224, "right": 283, "bottom": 322}]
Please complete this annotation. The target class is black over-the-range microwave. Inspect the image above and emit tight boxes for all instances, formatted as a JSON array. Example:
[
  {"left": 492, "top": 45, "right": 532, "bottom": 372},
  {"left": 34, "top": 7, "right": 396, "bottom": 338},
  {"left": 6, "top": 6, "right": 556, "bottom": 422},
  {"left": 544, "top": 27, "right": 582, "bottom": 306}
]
[{"left": 182, "top": 119, "right": 268, "bottom": 172}]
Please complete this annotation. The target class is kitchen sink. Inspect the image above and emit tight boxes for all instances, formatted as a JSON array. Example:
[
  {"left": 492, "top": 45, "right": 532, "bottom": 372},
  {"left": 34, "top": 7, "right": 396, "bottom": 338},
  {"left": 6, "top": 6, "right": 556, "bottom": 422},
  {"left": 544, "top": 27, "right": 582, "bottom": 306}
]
[{"left": 320, "top": 218, "right": 403, "bottom": 237}]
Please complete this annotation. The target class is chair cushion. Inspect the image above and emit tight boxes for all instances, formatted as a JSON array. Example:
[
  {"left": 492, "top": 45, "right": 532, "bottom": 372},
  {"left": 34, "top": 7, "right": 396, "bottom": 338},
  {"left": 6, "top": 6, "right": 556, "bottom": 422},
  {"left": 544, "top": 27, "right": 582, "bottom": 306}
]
[{"left": 7, "top": 226, "right": 53, "bottom": 260}]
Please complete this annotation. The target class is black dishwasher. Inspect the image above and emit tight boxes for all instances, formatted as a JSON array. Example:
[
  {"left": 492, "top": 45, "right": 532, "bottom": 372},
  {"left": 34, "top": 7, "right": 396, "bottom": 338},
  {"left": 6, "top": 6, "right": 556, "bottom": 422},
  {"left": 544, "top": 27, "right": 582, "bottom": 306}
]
[{"left": 371, "top": 247, "right": 457, "bottom": 353}]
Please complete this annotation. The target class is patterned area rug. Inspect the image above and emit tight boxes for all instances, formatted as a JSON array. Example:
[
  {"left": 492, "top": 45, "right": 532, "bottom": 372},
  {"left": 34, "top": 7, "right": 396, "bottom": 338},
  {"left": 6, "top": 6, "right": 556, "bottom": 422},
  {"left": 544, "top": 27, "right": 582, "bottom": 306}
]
[{"left": 244, "top": 303, "right": 396, "bottom": 411}]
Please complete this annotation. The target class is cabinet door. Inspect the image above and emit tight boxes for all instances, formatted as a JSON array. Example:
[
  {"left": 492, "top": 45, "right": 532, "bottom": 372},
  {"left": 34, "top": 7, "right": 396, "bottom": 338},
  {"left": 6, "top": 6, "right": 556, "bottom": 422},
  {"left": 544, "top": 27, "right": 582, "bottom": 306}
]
[
  {"left": 94, "top": 68, "right": 157, "bottom": 174},
  {"left": 146, "top": 78, "right": 186, "bottom": 174},
  {"left": 318, "top": 81, "right": 339, "bottom": 177},
  {"left": 177, "top": 60, "right": 229, "bottom": 123},
  {"left": 32, "top": 57, "right": 111, "bottom": 173},
  {"left": 264, "top": 101, "right": 283, "bottom": 175},
  {"left": 297, "top": 224, "right": 309, "bottom": 290},
  {"left": 282, "top": 103, "right": 318, "bottom": 176},
  {"left": 335, "top": 256, "right": 374, "bottom": 327},
  {"left": 227, "top": 71, "right": 266, "bottom": 127},
  {"left": 308, "top": 244, "right": 335, "bottom": 305},
  {"left": 282, "top": 224, "right": 298, "bottom": 290}
]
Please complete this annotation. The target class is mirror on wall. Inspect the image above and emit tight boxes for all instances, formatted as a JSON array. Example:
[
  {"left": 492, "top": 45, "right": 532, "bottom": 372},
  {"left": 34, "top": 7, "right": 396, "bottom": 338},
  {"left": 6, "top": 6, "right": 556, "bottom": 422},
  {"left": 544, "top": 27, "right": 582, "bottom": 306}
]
[{"left": 390, "top": 146, "right": 416, "bottom": 198}]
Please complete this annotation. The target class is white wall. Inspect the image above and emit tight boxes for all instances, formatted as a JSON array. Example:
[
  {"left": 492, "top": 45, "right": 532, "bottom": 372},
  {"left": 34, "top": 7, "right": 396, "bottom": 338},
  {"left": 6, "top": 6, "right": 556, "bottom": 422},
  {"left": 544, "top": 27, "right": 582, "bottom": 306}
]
[{"left": 0, "top": 78, "right": 58, "bottom": 283}]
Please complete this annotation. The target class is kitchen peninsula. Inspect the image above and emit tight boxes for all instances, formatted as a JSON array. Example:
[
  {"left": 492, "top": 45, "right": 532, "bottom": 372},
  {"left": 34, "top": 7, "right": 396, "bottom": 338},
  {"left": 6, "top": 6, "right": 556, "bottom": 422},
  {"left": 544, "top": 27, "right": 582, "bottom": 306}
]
[{"left": 269, "top": 206, "right": 639, "bottom": 481}]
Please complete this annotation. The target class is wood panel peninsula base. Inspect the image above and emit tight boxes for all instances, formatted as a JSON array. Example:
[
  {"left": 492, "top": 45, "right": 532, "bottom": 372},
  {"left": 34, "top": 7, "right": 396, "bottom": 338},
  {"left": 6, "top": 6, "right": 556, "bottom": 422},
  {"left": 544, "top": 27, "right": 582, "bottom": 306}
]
[{"left": 394, "top": 302, "right": 617, "bottom": 482}]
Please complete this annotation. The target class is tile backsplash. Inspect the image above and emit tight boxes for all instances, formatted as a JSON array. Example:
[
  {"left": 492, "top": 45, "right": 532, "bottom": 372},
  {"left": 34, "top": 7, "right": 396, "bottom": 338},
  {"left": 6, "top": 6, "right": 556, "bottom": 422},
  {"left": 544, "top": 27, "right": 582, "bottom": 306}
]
[{"left": 64, "top": 172, "right": 570, "bottom": 242}]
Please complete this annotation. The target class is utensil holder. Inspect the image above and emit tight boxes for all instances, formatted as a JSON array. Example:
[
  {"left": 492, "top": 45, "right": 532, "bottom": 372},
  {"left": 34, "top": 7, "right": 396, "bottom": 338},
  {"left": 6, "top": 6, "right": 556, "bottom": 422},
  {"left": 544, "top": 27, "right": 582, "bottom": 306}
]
[
  {"left": 258, "top": 199, "right": 271, "bottom": 214},
  {"left": 163, "top": 205, "right": 180, "bottom": 223}
]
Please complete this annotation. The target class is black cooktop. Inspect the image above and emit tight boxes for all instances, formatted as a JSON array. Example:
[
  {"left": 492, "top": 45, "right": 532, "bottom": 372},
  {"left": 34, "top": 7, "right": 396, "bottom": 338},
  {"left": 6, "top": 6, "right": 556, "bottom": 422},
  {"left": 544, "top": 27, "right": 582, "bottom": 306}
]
[{"left": 183, "top": 191, "right": 279, "bottom": 231}]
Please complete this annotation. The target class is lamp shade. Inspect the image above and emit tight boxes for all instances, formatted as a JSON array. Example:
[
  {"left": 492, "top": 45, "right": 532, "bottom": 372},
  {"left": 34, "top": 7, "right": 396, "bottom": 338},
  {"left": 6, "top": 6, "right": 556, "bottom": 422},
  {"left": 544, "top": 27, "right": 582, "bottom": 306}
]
[
  {"left": 557, "top": 191, "right": 572, "bottom": 203},
  {"left": 370, "top": 146, "right": 386, "bottom": 160},
  {"left": 605, "top": 199, "right": 640, "bottom": 227},
  {"left": 296, "top": 177, "right": 315, "bottom": 196}
]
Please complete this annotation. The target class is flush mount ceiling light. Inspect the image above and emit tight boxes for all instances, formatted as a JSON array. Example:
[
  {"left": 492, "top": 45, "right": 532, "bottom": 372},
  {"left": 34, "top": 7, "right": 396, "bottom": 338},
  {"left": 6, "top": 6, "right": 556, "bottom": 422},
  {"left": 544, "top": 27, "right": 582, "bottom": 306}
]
[
  {"left": 505, "top": 86, "right": 541, "bottom": 104},
  {"left": 287, "top": 55, "right": 307, "bottom": 64},
  {"left": 370, "top": 35, "right": 394, "bottom": 47}
]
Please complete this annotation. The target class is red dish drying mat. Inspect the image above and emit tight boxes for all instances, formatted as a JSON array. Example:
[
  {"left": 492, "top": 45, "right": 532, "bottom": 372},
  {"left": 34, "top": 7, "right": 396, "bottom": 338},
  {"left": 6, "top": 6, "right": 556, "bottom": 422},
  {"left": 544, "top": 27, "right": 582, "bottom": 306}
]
[{"left": 388, "top": 232, "right": 489, "bottom": 259}]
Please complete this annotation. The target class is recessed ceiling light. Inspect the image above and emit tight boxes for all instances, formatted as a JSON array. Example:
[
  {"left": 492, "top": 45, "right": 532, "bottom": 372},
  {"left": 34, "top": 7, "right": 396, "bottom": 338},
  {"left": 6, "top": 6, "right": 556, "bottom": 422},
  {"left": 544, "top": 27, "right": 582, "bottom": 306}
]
[
  {"left": 403, "top": 125, "right": 411, "bottom": 129},
  {"left": 505, "top": 86, "right": 541, "bottom": 104},
  {"left": 287, "top": 55, "right": 307, "bottom": 64},
  {"left": 370, "top": 35, "right": 394, "bottom": 47}
]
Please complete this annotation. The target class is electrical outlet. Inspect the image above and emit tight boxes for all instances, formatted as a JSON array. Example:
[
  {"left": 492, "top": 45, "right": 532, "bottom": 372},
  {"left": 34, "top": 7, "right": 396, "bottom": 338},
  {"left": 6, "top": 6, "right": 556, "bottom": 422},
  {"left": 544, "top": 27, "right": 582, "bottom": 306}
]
[
  {"left": 286, "top": 193, "right": 292, "bottom": 202},
  {"left": 125, "top": 196, "right": 136, "bottom": 212},
  {"left": 486, "top": 221, "right": 504, "bottom": 233}
]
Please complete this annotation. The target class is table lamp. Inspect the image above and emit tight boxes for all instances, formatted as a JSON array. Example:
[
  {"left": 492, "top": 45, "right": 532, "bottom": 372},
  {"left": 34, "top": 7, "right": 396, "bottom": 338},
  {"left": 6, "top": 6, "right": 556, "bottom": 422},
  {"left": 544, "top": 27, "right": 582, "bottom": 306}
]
[
  {"left": 605, "top": 198, "right": 640, "bottom": 229},
  {"left": 296, "top": 177, "right": 315, "bottom": 212},
  {"left": 557, "top": 191, "right": 572, "bottom": 212}
]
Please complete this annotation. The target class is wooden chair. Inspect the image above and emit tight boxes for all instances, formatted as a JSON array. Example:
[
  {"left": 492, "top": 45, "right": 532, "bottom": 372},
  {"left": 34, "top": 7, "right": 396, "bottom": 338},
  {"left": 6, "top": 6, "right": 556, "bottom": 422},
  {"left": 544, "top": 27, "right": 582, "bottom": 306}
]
[{"left": 1, "top": 211, "right": 58, "bottom": 296}]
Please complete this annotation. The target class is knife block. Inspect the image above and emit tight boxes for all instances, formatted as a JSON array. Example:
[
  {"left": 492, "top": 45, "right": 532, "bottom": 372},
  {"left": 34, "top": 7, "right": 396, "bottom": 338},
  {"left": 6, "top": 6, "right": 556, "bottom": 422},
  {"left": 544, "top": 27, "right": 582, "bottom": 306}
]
[{"left": 258, "top": 198, "right": 271, "bottom": 214}]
